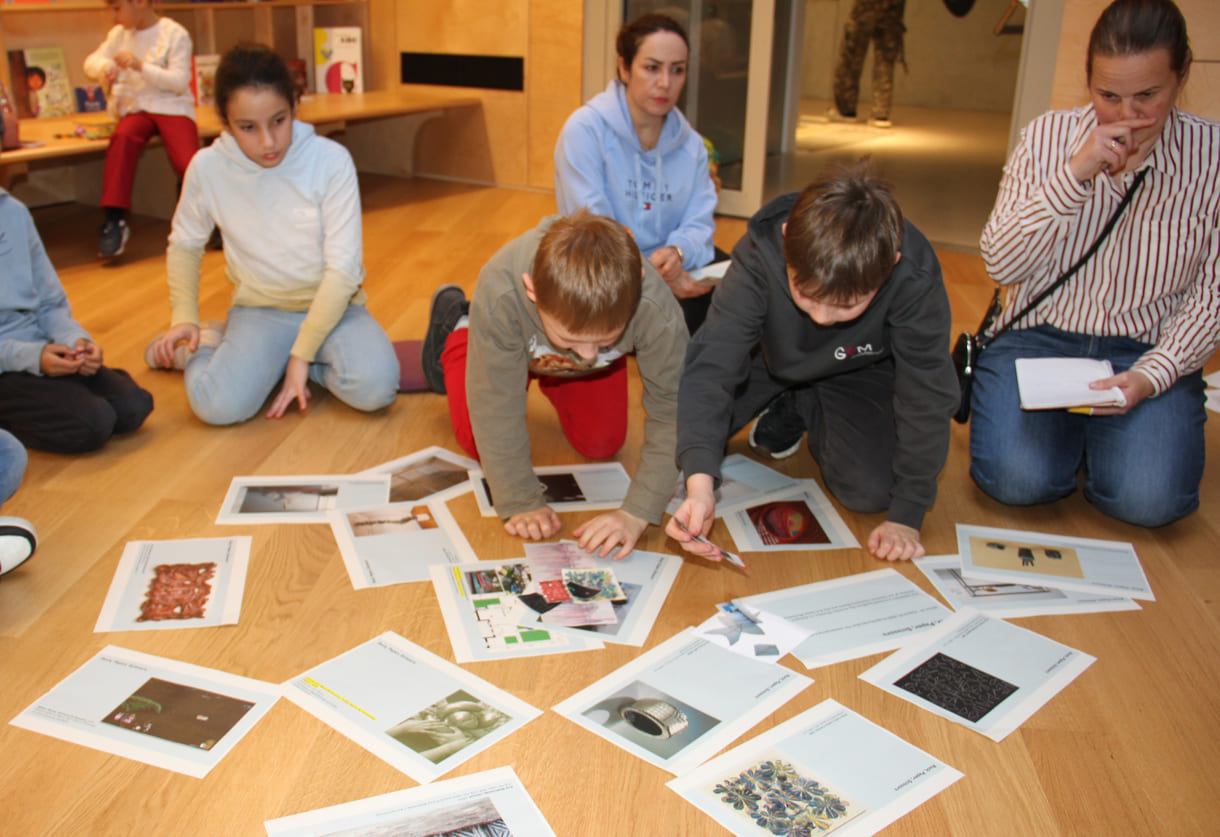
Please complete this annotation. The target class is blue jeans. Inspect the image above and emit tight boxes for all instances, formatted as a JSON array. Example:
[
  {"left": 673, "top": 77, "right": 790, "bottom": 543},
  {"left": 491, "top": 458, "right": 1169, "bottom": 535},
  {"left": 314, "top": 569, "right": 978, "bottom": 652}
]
[
  {"left": 969, "top": 324, "right": 1205, "bottom": 527},
  {"left": 185, "top": 305, "right": 399, "bottom": 425},
  {"left": 0, "top": 429, "right": 26, "bottom": 507}
]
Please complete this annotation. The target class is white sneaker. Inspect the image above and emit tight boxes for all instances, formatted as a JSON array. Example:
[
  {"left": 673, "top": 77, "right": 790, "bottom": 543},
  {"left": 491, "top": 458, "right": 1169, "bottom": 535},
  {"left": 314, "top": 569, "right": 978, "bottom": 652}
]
[
  {"left": 0, "top": 517, "right": 36, "bottom": 576},
  {"left": 868, "top": 117, "right": 893, "bottom": 129}
]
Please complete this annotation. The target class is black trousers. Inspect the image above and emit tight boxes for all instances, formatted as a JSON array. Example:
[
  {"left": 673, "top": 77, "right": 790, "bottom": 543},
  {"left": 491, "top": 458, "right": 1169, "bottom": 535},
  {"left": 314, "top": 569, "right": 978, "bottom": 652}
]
[
  {"left": 0, "top": 366, "right": 153, "bottom": 453},
  {"left": 729, "top": 352, "right": 897, "bottom": 513}
]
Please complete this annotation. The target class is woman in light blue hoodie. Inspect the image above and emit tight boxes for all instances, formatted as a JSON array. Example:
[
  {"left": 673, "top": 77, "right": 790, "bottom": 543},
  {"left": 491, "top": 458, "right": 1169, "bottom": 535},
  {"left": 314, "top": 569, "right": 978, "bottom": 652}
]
[{"left": 554, "top": 13, "right": 719, "bottom": 333}]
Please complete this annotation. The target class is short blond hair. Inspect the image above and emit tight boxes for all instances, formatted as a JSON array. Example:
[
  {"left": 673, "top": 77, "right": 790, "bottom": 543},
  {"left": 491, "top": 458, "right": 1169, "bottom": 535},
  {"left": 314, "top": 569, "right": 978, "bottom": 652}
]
[{"left": 531, "top": 210, "right": 643, "bottom": 334}]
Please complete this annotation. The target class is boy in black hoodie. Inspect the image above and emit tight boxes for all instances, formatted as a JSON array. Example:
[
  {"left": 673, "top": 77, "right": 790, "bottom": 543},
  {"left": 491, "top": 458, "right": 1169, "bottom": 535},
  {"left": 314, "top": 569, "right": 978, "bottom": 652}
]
[{"left": 667, "top": 164, "right": 957, "bottom": 561}]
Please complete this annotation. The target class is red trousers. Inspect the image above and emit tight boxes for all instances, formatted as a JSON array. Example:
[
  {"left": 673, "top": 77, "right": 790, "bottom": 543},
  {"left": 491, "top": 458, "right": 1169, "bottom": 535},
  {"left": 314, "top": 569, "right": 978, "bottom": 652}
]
[
  {"left": 102, "top": 111, "right": 199, "bottom": 210},
  {"left": 442, "top": 327, "right": 628, "bottom": 461}
]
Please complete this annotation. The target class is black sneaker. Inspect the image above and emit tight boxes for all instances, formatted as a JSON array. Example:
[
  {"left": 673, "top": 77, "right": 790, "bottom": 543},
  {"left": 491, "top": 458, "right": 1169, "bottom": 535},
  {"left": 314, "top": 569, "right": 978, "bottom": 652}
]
[
  {"left": 98, "top": 218, "right": 130, "bottom": 258},
  {"left": 421, "top": 284, "right": 468, "bottom": 394},
  {"left": 748, "top": 390, "right": 805, "bottom": 459}
]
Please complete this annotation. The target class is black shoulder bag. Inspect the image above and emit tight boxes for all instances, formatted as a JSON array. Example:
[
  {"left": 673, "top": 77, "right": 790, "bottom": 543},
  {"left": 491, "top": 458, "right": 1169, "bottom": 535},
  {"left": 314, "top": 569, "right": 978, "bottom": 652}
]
[{"left": 952, "top": 167, "right": 1149, "bottom": 424}]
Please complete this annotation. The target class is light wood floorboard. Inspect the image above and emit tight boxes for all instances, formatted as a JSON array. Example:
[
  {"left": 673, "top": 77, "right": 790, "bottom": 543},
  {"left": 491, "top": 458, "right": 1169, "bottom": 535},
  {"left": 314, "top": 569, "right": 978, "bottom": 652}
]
[{"left": 1, "top": 176, "right": 1217, "bottom": 835}]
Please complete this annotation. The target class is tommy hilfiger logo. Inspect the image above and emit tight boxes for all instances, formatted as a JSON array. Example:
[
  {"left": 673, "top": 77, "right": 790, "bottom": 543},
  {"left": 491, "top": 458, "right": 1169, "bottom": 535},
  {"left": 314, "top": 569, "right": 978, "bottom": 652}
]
[{"left": 834, "top": 343, "right": 883, "bottom": 360}]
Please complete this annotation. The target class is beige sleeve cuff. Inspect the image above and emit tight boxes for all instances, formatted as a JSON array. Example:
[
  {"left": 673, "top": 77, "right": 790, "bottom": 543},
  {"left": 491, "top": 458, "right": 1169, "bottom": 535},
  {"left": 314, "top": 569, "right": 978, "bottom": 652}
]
[
  {"left": 166, "top": 244, "right": 204, "bottom": 326},
  {"left": 289, "top": 266, "right": 359, "bottom": 361}
]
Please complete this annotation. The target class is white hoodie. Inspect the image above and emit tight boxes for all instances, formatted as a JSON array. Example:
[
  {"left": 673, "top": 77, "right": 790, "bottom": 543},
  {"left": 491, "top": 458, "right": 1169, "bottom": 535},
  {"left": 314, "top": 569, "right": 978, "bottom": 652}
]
[{"left": 167, "top": 120, "right": 366, "bottom": 361}]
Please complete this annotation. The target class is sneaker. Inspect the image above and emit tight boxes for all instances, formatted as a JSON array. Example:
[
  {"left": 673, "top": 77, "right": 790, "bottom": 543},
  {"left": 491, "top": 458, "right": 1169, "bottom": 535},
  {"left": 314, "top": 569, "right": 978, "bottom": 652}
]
[
  {"left": 748, "top": 390, "right": 805, "bottom": 460},
  {"left": 0, "top": 517, "right": 36, "bottom": 576},
  {"left": 868, "top": 117, "right": 893, "bottom": 129},
  {"left": 826, "top": 107, "right": 859, "bottom": 123},
  {"left": 98, "top": 218, "right": 130, "bottom": 259},
  {"left": 421, "top": 284, "right": 468, "bottom": 394}
]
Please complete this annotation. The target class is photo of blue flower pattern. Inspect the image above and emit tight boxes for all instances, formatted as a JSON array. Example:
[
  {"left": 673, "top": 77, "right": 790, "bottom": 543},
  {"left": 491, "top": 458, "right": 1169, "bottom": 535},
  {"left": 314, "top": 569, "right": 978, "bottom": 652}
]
[{"left": 712, "top": 757, "right": 862, "bottom": 835}]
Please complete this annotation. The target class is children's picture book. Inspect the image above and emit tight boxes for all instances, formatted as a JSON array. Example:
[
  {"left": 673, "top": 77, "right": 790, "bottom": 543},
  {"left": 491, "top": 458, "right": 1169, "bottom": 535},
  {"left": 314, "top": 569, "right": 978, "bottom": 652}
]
[
  {"left": 431, "top": 556, "right": 606, "bottom": 663},
  {"left": 358, "top": 446, "right": 477, "bottom": 504},
  {"left": 734, "top": 569, "right": 952, "bottom": 669},
  {"left": 722, "top": 480, "right": 859, "bottom": 552},
  {"left": 10, "top": 646, "right": 279, "bottom": 778},
  {"left": 667, "top": 699, "right": 963, "bottom": 837},
  {"left": 94, "top": 536, "right": 251, "bottom": 632},
  {"left": 329, "top": 498, "right": 477, "bottom": 589},
  {"left": 282, "top": 632, "right": 541, "bottom": 783},
  {"left": 470, "top": 462, "right": 632, "bottom": 517},
  {"left": 216, "top": 474, "right": 390, "bottom": 525},
  {"left": 264, "top": 766, "right": 557, "bottom": 836},
  {"left": 914, "top": 554, "right": 1140, "bottom": 618},
  {"left": 313, "top": 26, "right": 363, "bottom": 94},
  {"left": 668, "top": 453, "right": 799, "bottom": 516},
  {"left": 956, "top": 523, "right": 1154, "bottom": 601},
  {"left": 859, "top": 609, "right": 1095, "bottom": 742},
  {"left": 7, "top": 47, "right": 75, "bottom": 118},
  {"left": 74, "top": 84, "right": 107, "bottom": 113},
  {"left": 552, "top": 628, "right": 812, "bottom": 775},
  {"left": 515, "top": 541, "right": 683, "bottom": 646},
  {"left": 191, "top": 54, "right": 220, "bottom": 107}
]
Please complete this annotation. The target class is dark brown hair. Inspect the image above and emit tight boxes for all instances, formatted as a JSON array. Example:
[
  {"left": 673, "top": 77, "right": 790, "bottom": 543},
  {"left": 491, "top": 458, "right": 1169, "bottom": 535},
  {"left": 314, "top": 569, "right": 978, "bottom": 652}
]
[
  {"left": 1087, "top": 0, "right": 1191, "bottom": 81},
  {"left": 783, "top": 162, "right": 903, "bottom": 303},
  {"left": 531, "top": 210, "right": 643, "bottom": 335},
  {"left": 616, "top": 13, "right": 689, "bottom": 78},
  {"left": 215, "top": 43, "right": 297, "bottom": 125}
]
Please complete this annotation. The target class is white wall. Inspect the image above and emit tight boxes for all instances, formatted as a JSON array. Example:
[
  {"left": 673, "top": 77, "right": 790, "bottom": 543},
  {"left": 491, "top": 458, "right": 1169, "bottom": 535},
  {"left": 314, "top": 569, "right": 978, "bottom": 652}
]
[{"left": 800, "top": 0, "right": 1023, "bottom": 112}]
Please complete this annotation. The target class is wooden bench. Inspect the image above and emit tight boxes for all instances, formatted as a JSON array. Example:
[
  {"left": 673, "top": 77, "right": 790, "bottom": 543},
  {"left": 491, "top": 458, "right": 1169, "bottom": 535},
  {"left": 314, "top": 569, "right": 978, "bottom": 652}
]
[{"left": 1, "top": 88, "right": 480, "bottom": 214}]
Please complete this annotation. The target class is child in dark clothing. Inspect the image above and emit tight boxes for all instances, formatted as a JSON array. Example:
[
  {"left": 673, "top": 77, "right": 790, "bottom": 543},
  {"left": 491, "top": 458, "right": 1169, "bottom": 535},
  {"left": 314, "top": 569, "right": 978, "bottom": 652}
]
[
  {"left": 667, "top": 165, "right": 957, "bottom": 561},
  {"left": 0, "top": 189, "right": 152, "bottom": 453}
]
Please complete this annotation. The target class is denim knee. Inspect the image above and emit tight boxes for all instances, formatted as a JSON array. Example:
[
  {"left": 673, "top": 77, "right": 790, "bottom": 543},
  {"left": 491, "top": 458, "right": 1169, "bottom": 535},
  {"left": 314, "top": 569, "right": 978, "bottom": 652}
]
[
  {"left": 1085, "top": 480, "right": 1198, "bottom": 528},
  {"left": 186, "top": 389, "right": 262, "bottom": 426},
  {"left": 969, "top": 457, "right": 1075, "bottom": 507}
]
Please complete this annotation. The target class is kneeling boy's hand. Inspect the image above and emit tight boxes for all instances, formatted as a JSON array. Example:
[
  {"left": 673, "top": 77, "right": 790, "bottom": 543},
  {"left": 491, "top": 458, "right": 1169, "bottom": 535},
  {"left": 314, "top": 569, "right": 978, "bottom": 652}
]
[
  {"left": 575, "top": 510, "right": 647, "bottom": 560},
  {"left": 868, "top": 521, "right": 924, "bottom": 562},
  {"left": 504, "top": 506, "right": 561, "bottom": 541},
  {"left": 665, "top": 475, "right": 722, "bottom": 560}
]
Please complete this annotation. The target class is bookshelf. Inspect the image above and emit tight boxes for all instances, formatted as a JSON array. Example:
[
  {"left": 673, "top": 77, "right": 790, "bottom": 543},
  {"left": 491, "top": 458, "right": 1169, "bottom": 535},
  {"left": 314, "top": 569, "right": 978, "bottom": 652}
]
[{"left": 0, "top": 0, "right": 370, "bottom": 96}]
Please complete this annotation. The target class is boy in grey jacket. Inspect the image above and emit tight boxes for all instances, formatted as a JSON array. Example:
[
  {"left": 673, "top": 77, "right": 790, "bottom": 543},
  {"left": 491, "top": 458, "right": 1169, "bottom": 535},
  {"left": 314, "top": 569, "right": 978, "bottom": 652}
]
[{"left": 423, "top": 210, "right": 688, "bottom": 558}]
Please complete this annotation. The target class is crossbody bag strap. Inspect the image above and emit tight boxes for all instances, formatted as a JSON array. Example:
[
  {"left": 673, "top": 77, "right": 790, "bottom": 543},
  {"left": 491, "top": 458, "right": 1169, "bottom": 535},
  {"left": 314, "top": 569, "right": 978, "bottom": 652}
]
[{"left": 979, "top": 166, "right": 1149, "bottom": 351}]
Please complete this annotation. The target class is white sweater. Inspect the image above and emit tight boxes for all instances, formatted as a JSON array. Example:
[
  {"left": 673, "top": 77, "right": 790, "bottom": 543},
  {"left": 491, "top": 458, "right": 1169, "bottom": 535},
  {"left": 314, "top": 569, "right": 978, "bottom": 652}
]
[
  {"left": 167, "top": 121, "right": 367, "bottom": 361},
  {"left": 84, "top": 17, "right": 195, "bottom": 120}
]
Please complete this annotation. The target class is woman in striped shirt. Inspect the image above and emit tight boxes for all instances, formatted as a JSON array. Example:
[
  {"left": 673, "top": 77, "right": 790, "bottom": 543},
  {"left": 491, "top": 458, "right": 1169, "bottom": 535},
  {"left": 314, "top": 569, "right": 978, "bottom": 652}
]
[{"left": 969, "top": 0, "right": 1217, "bottom": 527}]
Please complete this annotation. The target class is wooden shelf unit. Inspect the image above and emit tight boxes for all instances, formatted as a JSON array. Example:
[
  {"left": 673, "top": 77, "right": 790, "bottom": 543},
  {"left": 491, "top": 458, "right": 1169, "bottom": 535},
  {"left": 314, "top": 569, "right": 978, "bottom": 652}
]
[{"left": 0, "top": 0, "right": 370, "bottom": 96}]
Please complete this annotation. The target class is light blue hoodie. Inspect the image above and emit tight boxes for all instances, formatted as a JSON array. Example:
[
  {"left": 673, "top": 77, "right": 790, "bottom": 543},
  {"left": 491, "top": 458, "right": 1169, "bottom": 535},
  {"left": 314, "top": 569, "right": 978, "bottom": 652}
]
[
  {"left": 0, "top": 189, "right": 90, "bottom": 375},
  {"left": 554, "top": 79, "right": 716, "bottom": 270}
]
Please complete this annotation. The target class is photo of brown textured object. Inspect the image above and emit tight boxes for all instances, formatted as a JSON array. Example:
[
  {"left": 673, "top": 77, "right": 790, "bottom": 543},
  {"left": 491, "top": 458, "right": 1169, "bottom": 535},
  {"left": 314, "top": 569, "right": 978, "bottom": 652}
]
[{"left": 138, "top": 563, "right": 217, "bottom": 621}]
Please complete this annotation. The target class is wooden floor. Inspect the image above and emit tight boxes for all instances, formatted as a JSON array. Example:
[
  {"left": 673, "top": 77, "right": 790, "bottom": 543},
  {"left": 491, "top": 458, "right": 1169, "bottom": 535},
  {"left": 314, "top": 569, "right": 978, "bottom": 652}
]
[{"left": 1, "top": 176, "right": 1218, "bottom": 835}]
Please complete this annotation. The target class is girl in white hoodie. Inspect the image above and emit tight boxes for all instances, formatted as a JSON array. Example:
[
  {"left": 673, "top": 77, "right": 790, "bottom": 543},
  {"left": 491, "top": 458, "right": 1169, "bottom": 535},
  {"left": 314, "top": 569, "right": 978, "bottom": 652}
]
[{"left": 148, "top": 44, "right": 398, "bottom": 425}]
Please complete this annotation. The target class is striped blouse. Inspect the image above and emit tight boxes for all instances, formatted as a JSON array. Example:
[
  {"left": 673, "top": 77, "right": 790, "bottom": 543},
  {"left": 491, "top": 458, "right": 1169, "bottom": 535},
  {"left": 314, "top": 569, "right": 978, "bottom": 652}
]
[{"left": 980, "top": 105, "right": 1220, "bottom": 395}]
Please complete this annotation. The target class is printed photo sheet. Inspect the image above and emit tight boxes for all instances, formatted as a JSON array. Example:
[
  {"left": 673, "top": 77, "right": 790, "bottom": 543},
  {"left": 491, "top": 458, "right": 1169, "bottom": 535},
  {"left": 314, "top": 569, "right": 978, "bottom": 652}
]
[
  {"left": 330, "top": 498, "right": 476, "bottom": 589},
  {"left": 469, "top": 463, "right": 631, "bottom": 517},
  {"left": 667, "top": 699, "right": 963, "bottom": 837},
  {"left": 695, "top": 601, "right": 813, "bottom": 664},
  {"left": 552, "top": 628, "right": 812, "bottom": 775},
  {"left": 216, "top": 475, "right": 391, "bottom": 525},
  {"left": 722, "top": 481, "right": 859, "bottom": 553},
  {"left": 736, "top": 569, "right": 951, "bottom": 669},
  {"left": 667, "top": 454, "right": 799, "bottom": 516},
  {"left": 357, "top": 446, "right": 478, "bottom": 504},
  {"left": 516, "top": 541, "right": 683, "bottom": 646},
  {"left": 859, "top": 609, "right": 1095, "bottom": 741},
  {"left": 10, "top": 645, "right": 279, "bottom": 778},
  {"left": 283, "top": 632, "right": 541, "bottom": 783},
  {"left": 95, "top": 536, "right": 252, "bottom": 632},
  {"left": 956, "top": 524, "right": 1154, "bottom": 601},
  {"left": 264, "top": 766, "right": 555, "bottom": 837},
  {"left": 914, "top": 555, "right": 1140, "bottom": 618},
  {"left": 430, "top": 559, "right": 605, "bottom": 663}
]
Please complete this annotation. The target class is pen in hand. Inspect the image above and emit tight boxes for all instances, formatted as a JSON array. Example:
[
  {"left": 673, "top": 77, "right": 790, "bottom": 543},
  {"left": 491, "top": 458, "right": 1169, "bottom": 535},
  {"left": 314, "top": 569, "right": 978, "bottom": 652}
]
[{"left": 674, "top": 520, "right": 748, "bottom": 572}]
